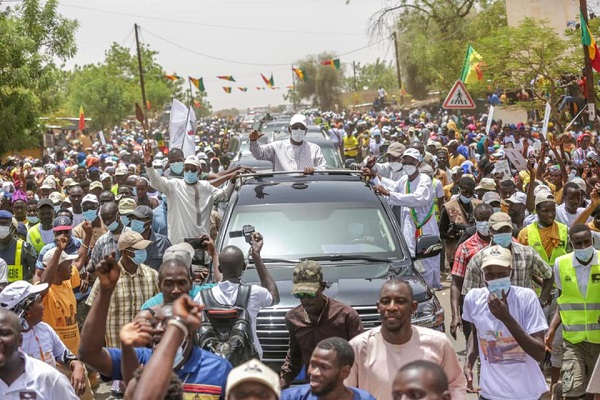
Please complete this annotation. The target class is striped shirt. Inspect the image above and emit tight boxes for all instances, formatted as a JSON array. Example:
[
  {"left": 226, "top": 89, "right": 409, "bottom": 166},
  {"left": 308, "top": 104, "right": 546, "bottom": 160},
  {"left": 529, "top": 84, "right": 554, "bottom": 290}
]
[
  {"left": 461, "top": 241, "right": 552, "bottom": 295},
  {"left": 86, "top": 262, "right": 158, "bottom": 347}
]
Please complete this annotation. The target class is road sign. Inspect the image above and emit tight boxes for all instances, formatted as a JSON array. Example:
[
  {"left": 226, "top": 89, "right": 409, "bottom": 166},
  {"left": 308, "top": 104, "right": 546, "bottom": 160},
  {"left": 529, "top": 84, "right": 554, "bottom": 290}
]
[{"left": 442, "top": 80, "right": 476, "bottom": 109}]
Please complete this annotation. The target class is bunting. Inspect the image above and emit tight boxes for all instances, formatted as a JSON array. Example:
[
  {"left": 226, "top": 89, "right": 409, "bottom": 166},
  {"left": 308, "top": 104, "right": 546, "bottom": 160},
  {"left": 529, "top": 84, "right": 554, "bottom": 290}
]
[
  {"left": 286, "top": 85, "right": 295, "bottom": 89},
  {"left": 237, "top": 87, "right": 248, "bottom": 92},
  {"left": 292, "top": 68, "right": 307, "bottom": 81},
  {"left": 222, "top": 86, "right": 232, "bottom": 93},
  {"left": 320, "top": 59, "right": 341, "bottom": 70},
  {"left": 163, "top": 74, "right": 181, "bottom": 81},
  {"left": 217, "top": 75, "right": 236, "bottom": 82},
  {"left": 189, "top": 77, "right": 206, "bottom": 91},
  {"left": 260, "top": 73, "right": 275, "bottom": 87}
]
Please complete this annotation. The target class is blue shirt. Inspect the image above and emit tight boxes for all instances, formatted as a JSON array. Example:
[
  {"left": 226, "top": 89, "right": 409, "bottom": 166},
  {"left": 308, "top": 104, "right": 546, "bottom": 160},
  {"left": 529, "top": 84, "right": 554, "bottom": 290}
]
[
  {"left": 152, "top": 203, "right": 168, "bottom": 237},
  {"left": 35, "top": 237, "right": 82, "bottom": 270},
  {"left": 145, "top": 231, "right": 172, "bottom": 270},
  {"left": 140, "top": 284, "right": 216, "bottom": 310},
  {"left": 281, "top": 384, "right": 376, "bottom": 400},
  {"left": 106, "top": 346, "right": 231, "bottom": 399}
]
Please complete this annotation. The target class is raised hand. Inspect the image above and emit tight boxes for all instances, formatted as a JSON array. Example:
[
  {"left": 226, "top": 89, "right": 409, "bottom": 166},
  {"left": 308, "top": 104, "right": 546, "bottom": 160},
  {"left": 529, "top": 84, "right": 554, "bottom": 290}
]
[
  {"left": 143, "top": 142, "right": 154, "bottom": 166},
  {"left": 119, "top": 320, "right": 154, "bottom": 347},
  {"left": 249, "top": 130, "right": 264, "bottom": 142},
  {"left": 172, "top": 294, "right": 205, "bottom": 332},
  {"left": 95, "top": 252, "right": 120, "bottom": 290}
]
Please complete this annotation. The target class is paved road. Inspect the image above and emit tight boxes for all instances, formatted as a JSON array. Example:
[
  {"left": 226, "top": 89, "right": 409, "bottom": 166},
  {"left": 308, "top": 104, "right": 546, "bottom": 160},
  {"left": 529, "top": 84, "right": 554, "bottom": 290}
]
[{"left": 93, "top": 278, "right": 550, "bottom": 399}]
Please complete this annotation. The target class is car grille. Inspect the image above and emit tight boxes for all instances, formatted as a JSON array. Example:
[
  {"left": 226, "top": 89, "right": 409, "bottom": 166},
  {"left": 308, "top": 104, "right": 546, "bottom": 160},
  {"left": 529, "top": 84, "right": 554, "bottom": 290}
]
[{"left": 256, "top": 305, "right": 382, "bottom": 365}]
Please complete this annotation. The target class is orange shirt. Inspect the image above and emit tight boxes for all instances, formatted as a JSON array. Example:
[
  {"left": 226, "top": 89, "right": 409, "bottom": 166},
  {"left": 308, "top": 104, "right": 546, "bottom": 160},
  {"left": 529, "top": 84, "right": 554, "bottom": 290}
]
[
  {"left": 41, "top": 268, "right": 80, "bottom": 354},
  {"left": 517, "top": 222, "right": 561, "bottom": 258}
]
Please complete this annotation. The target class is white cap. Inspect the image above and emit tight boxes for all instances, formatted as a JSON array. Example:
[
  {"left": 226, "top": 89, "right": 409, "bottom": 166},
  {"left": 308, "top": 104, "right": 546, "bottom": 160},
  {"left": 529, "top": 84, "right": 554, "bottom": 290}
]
[
  {"left": 184, "top": 155, "right": 201, "bottom": 168},
  {"left": 402, "top": 148, "right": 422, "bottom": 162},
  {"left": 82, "top": 194, "right": 98, "bottom": 205},
  {"left": 506, "top": 192, "right": 527, "bottom": 205},
  {"left": 40, "top": 177, "right": 56, "bottom": 190},
  {"left": 225, "top": 359, "right": 280, "bottom": 399},
  {"left": 42, "top": 248, "right": 78, "bottom": 267},
  {"left": 481, "top": 245, "right": 512, "bottom": 270},
  {"left": 0, "top": 280, "right": 48, "bottom": 310},
  {"left": 115, "top": 166, "right": 129, "bottom": 176},
  {"left": 289, "top": 114, "right": 307, "bottom": 128}
]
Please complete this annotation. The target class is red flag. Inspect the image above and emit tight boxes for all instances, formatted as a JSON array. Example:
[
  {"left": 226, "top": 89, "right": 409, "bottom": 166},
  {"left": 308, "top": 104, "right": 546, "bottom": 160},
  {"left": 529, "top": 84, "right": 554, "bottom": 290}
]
[
  {"left": 146, "top": 100, "right": 151, "bottom": 110},
  {"left": 78, "top": 106, "right": 85, "bottom": 130}
]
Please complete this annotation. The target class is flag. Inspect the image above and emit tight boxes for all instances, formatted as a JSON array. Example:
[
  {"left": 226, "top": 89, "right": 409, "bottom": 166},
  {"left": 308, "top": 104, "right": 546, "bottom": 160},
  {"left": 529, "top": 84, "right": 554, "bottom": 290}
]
[
  {"left": 146, "top": 100, "right": 151, "bottom": 110},
  {"left": 270, "top": 86, "right": 280, "bottom": 90},
  {"left": 223, "top": 86, "right": 232, "bottom": 93},
  {"left": 460, "top": 45, "right": 484, "bottom": 85},
  {"left": 169, "top": 99, "right": 195, "bottom": 157},
  {"left": 217, "top": 75, "right": 236, "bottom": 82},
  {"left": 189, "top": 77, "right": 206, "bottom": 91},
  {"left": 286, "top": 85, "right": 295, "bottom": 89},
  {"left": 292, "top": 68, "right": 307, "bottom": 81},
  {"left": 135, "top": 103, "right": 145, "bottom": 125},
  {"left": 256, "top": 86, "right": 262, "bottom": 90},
  {"left": 260, "top": 73, "right": 274, "bottom": 87},
  {"left": 580, "top": 12, "right": 600, "bottom": 73},
  {"left": 163, "top": 74, "right": 181, "bottom": 81},
  {"left": 321, "top": 59, "right": 341, "bottom": 69},
  {"left": 193, "top": 100, "right": 202, "bottom": 108},
  {"left": 78, "top": 106, "right": 85, "bottom": 130},
  {"left": 237, "top": 87, "right": 248, "bottom": 92}
]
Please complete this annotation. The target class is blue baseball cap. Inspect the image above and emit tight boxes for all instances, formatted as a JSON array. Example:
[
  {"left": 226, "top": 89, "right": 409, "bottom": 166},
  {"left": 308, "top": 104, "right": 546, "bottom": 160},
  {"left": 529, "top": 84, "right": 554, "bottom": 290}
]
[{"left": 0, "top": 210, "right": 13, "bottom": 219}]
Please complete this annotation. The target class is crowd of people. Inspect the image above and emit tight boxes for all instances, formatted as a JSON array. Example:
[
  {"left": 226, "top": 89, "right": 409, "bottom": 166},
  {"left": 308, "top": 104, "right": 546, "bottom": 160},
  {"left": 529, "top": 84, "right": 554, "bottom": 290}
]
[{"left": 0, "top": 106, "right": 599, "bottom": 399}]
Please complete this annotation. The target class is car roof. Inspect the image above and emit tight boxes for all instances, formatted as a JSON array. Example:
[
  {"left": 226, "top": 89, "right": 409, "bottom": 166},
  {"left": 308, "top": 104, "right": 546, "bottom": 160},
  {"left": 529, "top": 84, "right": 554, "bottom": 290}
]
[{"left": 235, "top": 173, "right": 379, "bottom": 206}]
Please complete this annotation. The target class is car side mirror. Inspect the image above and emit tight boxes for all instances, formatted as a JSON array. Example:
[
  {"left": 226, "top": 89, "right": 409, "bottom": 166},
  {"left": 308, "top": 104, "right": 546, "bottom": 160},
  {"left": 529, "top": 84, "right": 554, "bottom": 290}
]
[{"left": 415, "top": 234, "right": 442, "bottom": 259}]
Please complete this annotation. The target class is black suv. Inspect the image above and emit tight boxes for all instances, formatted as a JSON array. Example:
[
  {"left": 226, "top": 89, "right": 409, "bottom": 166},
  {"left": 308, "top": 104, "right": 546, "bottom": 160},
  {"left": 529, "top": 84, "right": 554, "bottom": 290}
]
[{"left": 216, "top": 171, "right": 444, "bottom": 370}]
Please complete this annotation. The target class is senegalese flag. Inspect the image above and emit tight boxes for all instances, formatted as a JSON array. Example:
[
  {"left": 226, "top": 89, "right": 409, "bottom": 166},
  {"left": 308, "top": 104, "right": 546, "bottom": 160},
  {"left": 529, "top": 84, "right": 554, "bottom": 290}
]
[
  {"left": 260, "top": 73, "right": 275, "bottom": 87},
  {"left": 217, "top": 75, "right": 236, "bottom": 82},
  {"left": 163, "top": 74, "right": 181, "bottom": 81},
  {"left": 292, "top": 68, "right": 307, "bottom": 81},
  {"left": 321, "top": 59, "right": 340, "bottom": 69},
  {"left": 78, "top": 106, "right": 85, "bottom": 130},
  {"left": 460, "top": 45, "right": 484, "bottom": 85},
  {"left": 189, "top": 77, "right": 206, "bottom": 91},
  {"left": 237, "top": 87, "right": 248, "bottom": 92},
  {"left": 580, "top": 12, "right": 600, "bottom": 73},
  {"left": 223, "top": 86, "right": 232, "bottom": 93}
]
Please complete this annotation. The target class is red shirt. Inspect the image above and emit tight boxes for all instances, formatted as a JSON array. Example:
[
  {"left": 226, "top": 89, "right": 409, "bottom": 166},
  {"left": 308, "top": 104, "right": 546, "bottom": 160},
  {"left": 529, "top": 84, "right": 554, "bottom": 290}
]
[{"left": 452, "top": 233, "right": 490, "bottom": 277}]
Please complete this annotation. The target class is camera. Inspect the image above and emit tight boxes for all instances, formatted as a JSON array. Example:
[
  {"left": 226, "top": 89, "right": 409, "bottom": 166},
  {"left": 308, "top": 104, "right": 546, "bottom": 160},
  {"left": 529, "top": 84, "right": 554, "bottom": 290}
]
[
  {"left": 229, "top": 225, "right": 256, "bottom": 244},
  {"left": 184, "top": 237, "right": 209, "bottom": 250}
]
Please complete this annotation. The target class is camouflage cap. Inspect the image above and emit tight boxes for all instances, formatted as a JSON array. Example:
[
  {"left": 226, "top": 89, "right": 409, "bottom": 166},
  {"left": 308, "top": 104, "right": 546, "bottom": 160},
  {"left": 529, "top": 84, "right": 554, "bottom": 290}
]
[{"left": 291, "top": 260, "right": 323, "bottom": 295}]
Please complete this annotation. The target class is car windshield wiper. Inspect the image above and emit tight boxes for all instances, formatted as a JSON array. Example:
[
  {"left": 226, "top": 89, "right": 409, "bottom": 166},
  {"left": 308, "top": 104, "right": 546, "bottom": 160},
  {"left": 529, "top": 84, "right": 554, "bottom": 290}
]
[
  {"left": 301, "top": 254, "right": 392, "bottom": 263},
  {"left": 248, "top": 257, "right": 299, "bottom": 264}
]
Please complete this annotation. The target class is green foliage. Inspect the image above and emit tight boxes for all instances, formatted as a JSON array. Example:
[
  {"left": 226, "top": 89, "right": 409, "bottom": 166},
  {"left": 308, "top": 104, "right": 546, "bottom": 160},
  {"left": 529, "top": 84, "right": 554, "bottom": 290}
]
[
  {"left": 346, "top": 58, "right": 397, "bottom": 92},
  {"left": 0, "top": 0, "right": 77, "bottom": 152},
  {"left": 293, "top": 53, "right": 345, "bottom": 110}
]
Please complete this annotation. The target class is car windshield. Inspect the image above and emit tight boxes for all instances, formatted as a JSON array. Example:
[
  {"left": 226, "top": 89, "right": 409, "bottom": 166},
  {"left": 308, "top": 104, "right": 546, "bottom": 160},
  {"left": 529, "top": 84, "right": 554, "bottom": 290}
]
[{"left": 222, "top": 202, "right": 401, "bottom": 261}]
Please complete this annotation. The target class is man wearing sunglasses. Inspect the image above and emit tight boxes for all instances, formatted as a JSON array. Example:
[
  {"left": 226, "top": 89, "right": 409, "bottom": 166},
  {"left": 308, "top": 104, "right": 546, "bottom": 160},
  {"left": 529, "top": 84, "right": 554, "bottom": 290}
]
[
  {"left": 280, "top": 260, "right": 363, "bottom": 389},
  {"left": 249, "top": 114, "right": 326, "bottom": 173}
]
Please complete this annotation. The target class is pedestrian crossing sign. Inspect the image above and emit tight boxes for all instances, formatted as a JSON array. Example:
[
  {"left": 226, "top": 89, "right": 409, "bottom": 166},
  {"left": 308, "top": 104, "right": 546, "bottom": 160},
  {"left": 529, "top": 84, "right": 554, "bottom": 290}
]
[{"left": 442, "top": 80, "right": 476, "bottom": 109}]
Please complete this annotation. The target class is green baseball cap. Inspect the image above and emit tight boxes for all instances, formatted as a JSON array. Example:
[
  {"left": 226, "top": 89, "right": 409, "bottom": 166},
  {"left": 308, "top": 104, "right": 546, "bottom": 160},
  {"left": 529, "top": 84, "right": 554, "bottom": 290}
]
[{"left": 292, "top": 260, "right": 323, "bottom": 295}]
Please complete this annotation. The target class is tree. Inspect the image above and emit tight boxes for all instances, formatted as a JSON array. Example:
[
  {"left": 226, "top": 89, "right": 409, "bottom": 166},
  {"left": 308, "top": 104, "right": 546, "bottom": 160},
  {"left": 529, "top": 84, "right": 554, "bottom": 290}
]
[
  {"left": 346, "top": 58, "right": 397, "bottom": 92},
  {"left": 294, "top": 53, "right": 345, "bottom": 110},
  {"left": 0, "top": 0, "right": 78, "bottom": 152}
]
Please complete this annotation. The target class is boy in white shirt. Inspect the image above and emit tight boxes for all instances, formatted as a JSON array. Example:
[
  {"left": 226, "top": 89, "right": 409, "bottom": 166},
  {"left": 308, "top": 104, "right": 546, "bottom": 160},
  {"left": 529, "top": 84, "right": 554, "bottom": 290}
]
[{"left": 463, "top": 245, "right": 548, "bottom": 400}]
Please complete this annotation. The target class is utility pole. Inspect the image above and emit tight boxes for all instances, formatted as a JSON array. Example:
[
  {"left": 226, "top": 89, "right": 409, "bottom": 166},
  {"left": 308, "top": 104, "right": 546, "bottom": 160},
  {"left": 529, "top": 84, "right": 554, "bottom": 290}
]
[
  {"left": 392, "top": 31, "right": 403, "bottom": 105},
  {"left": 134, "top": 23, "right": 148, "bottom": 134},
  {"left": 580, "top": 0, "right": 597, "bottom": 128},
  {"left": 353, "top": 61, "right": 357, "bottom": 92}
]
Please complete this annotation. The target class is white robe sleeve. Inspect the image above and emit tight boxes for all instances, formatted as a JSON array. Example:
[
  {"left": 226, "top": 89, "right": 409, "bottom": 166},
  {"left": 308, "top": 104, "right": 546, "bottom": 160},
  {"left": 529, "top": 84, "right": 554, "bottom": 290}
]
[{"left": 388, "top": 175, "right": 432, "bottom": 208}]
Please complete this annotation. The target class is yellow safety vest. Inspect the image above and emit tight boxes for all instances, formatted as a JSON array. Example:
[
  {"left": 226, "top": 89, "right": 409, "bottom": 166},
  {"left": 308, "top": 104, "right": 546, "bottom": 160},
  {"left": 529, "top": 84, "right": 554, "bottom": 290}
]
[
  {"left": 527, "top": 222, "right": 568, "bottom": 265},
  {"left": 27, "top": 224, "right": 44, "bottom": 254},
  {"left": 7, "top": 240, "right": 23, "bottom": 283},
  {"left": 556, "top": 254, "right": 600, "bottom": 344}
]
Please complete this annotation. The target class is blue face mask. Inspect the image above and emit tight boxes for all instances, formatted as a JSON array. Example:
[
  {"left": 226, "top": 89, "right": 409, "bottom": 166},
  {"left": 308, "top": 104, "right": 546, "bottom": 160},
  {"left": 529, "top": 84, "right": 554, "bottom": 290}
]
[
  {"left": 130, "top": 220, "right": 147, "bottom": 234},
  {"left": 492, "top": 232, "right": 512, "bottom": 248},
  {"left": 170, "top": 162, "right": 184, "bottom": 175},
  {"left": 486, "top": 276, "right": 511, "bottom": 297},
  {"left": 54, "top": 205, "right": 61, "bottom": 214},
  {"left": 130, "top": 249, "right": 147, "bottom": 265},
  {"left": 184, "top": 171, "right": 199, "bottom": 185},
  {"left": 132, "top": 188, "right": 137, "bottom": 197},
  {"left": 27, "top": 216, "right": 39, "bottom": 225},
  {"left": 574, "top": 245, "right": 595, "bottom": 263},
  {"left": 459, "top": 194, "right": 472, "bottom": 204},
  {"left": 120, "top": 215, "right": 130, "bottom": 227},
  {"left": 107, "top": 220, "right": 119, "bottom": 232},
  {"left": 83, "top": 210, "right": 98, "bottom": 222}
]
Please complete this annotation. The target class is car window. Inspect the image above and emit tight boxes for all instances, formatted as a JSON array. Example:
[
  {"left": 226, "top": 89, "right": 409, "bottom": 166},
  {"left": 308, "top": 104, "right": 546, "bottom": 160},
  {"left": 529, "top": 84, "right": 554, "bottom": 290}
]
[
  {"left": 318, "top": 144, "right": 342, "bottom": 168},
  {"left": 222, "top": 202, "right": 401, "bottom": 260}
]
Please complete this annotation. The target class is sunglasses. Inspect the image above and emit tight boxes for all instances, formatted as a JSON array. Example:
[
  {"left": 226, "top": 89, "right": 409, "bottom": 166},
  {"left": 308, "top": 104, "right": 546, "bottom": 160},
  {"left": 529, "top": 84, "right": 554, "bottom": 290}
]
[
  {"left": 294, "top": 292, "right": 317, "bottom": 299},
  {"left": 290, "top": 124, "right": 306, "bottom": 130}
]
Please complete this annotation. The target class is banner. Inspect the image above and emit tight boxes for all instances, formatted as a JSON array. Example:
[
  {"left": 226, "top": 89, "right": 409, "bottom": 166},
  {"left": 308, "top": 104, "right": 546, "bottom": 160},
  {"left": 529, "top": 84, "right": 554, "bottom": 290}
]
[
  {"left": 541, "top": 102, "right": 551, "bottom": 139},
  {"left": 169, "top": 98, "right": 195, "bottom": 157},
  {"left": 485, "top": 105, "right": 494, "bottom": 134}
]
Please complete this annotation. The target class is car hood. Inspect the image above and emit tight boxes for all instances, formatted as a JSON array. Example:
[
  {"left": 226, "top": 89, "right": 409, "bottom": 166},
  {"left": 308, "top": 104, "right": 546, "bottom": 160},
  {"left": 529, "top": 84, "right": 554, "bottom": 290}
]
[{"left": 241, "top": 262, "right": 431, "bottom": 308}]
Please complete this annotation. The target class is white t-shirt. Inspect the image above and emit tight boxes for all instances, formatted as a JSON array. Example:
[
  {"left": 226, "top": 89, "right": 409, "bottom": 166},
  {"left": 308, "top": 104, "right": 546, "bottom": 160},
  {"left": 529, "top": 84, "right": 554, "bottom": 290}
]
[
  {"left": 21, "top": 322, "right": 70, "bottom": 368},
  {"left": 555, "top": 203, "right": 587, "bottom": 227},
  {"left": 462, "top": 286, "right": 548, "bottom": 400},
  {"left": 194, "top": 281, "right": 273, "bottom": 358},
  {"left": 0, "top": 351, "right": 78, "bottom": 399}
]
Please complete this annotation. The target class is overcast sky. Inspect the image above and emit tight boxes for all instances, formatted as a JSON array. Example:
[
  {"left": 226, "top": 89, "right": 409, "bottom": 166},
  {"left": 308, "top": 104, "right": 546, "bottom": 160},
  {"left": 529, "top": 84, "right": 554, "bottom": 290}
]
[{"left": 49, "top": 0, "right": 395, "bottom": 111}]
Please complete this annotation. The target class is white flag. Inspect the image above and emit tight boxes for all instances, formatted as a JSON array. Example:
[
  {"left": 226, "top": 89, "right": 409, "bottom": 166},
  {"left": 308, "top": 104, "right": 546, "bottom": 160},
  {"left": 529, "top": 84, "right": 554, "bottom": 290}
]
[
  {"left": 169, "top": 98, "right": 196, "bottom": 157},
  {"left": 541, "top": 102, "right": 551, "bottom": 139}
]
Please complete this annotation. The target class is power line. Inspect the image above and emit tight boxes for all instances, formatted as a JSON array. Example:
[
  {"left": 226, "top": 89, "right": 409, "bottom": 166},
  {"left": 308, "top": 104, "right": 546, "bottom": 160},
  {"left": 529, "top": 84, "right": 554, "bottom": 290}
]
[{"left": 59, "top": 3, "right": 364, "bottom": 37}]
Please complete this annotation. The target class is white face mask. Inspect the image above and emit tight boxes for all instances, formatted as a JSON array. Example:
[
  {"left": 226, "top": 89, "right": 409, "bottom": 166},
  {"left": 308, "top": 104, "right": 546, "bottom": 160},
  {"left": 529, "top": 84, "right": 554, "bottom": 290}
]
[
  {"left": 389, "top": 162, "right": 402, "bottom": 171},
  {"left": 403, "top": 165, "right": 417, "bottom": 176},
  {"left": 290, "top": 129, "right": 306, "bottom": 142},
  {"left": 0, "top": 226, "right": 10, "bottom": 239}
]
